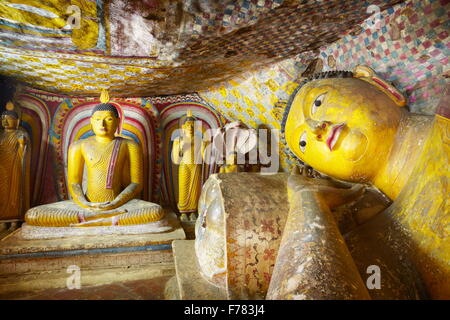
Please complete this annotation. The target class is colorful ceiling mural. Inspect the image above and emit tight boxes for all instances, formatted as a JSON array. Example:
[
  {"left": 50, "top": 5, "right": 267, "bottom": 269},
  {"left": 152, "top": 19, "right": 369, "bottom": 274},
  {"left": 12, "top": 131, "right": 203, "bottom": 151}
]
[{"left": 0, "top": 0, "right": 404, "bottom": 96}]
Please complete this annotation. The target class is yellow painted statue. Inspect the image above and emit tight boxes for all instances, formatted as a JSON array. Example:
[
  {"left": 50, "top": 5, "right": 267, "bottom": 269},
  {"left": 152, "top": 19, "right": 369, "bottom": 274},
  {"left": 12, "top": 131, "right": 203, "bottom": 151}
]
[
  {"left": 277, "top": 65, "right": 449, "bottom": 299},
  {"left": 194, "top": 65, "right": 448, "bottom": 300},
  {"left": 25, "top": 91, "right": 165, "bottom": 228},
  {"left": 0, "top": 101, "right": 30, "bottom": 225},
  {"left": 172, "top": 110, "right": 206, "bottom": 221}
]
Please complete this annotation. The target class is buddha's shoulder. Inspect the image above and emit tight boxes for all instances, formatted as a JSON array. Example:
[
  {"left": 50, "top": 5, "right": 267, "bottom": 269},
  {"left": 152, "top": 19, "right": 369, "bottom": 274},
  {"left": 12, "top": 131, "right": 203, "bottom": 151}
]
[
  {"left": 118, "top": 137, "right": 141, "bottom": 148},
  {"left": 69, "top": 137, "right": 94, "bottom": 149}
]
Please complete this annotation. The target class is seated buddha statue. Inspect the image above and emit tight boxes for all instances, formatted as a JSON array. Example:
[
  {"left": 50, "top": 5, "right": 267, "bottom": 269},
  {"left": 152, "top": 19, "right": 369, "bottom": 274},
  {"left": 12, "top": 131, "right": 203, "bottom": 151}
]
[
  {"left": 194, "top": 65, "right": 448, "bottom": 300},
  {"left": 25, "top": 91, "right": 165, "bottom": 228},
  {"left": 0, "top": 102, "right": 30, "bottom": 227}
]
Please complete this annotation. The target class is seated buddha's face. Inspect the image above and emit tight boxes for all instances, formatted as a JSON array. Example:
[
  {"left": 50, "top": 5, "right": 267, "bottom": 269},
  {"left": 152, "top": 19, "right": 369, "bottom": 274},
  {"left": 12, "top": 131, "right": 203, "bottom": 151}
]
[
  {"left": 284, "top": 77, "right": 403, "bottom": 182},
  {"left": 91, "top": 110, "right": 119, "bottom": 138}
]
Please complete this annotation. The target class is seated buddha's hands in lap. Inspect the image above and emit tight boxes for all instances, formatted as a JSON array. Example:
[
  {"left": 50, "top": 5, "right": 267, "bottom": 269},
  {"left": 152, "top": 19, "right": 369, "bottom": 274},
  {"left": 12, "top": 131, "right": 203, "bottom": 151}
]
[
  {"left": 88, "top": 199, "right": 120, "bottom": 211},
  {"left": 76, "top": 199, "right": 112, "bottom": 211}
]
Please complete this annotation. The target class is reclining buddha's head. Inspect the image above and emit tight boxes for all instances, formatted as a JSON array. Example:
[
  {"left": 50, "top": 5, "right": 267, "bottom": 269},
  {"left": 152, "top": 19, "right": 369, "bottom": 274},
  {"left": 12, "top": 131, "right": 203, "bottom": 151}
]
[{"left": 282, "top": 66, "right": 407, "bottom": 183}]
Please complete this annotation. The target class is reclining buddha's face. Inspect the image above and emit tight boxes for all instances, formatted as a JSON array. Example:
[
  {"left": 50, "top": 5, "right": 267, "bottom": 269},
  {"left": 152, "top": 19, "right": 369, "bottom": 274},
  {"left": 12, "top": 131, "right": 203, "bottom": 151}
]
[{"left": 284, "top": 77, "right": 403, "bottom": 182}]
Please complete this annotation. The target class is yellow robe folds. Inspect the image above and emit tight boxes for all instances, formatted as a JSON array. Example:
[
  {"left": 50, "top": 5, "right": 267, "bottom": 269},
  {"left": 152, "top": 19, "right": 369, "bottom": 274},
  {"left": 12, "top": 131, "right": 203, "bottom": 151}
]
[{"left": 0, "top": 129, "right": 30, "bottom": 221}]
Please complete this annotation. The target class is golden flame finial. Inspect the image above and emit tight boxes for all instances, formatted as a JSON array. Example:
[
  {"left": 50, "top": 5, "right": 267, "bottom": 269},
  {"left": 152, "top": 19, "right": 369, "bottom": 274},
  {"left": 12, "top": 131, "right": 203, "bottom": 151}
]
[
  {"left": 6, "top": 101, "right": 14, "bottom": 111},
  {"left": 187, "top": 109, "right": 193, "bottom": 117},
  {"left": 100, "top": 89, "right": 110, "bottom": 104}
]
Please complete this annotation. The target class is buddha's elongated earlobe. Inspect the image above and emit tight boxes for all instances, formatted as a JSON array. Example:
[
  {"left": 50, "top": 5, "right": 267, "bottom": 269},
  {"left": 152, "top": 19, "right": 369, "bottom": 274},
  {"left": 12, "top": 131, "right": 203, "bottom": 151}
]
[{"left": 353, "top": 65, "right": 406, "bottom": 107}]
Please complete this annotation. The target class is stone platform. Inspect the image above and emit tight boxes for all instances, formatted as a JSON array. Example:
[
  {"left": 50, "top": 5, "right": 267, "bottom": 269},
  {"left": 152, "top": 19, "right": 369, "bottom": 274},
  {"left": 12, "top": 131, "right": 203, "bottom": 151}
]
[
  {"left": 0, "top": 212, "right": 185, "bottom": 295},
  {"left": 167, "top": 240, "right": 227, "bottom": 300}
]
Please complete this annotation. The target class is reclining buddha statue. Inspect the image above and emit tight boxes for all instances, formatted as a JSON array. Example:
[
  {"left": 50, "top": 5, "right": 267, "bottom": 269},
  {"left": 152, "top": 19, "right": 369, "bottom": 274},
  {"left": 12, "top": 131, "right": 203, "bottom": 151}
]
[
  {"left": 24, "top": 91, "right": 166, "bottom": 229},
  {"left": 194, "top": 65, "right": 448, "bottom": 300}
]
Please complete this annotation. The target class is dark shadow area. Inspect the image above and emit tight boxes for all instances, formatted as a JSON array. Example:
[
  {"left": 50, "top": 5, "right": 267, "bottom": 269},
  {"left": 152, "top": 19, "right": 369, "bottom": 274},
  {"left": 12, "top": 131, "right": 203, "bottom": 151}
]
[{"left": 0, "top": 76, "right": 16, "bottom": 113}]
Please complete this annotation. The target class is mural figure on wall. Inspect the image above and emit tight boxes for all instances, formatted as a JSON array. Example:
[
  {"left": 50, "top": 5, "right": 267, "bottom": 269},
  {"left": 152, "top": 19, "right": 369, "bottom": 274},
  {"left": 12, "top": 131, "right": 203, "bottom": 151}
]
[{"left": 0, "top": 101, "right": 30, "bottom": 230}]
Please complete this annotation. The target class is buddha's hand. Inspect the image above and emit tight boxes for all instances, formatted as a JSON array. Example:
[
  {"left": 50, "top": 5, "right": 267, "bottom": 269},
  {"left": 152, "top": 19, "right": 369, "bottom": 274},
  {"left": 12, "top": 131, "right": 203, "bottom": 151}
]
[
  {"left": 79, "top": 200, "right": 113, "bottom": 211},
  {"left": 82, "top": 201, "right": 118, "bottom": 211},
  {"left": 288, "top": 167, "right": 365, "bottom": 209}
]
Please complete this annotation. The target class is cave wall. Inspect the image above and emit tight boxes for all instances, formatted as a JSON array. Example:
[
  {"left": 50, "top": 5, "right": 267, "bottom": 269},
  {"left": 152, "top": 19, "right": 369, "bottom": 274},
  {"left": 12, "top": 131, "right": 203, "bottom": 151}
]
[{"left": 0, "top": 0, "right": 404, "bottom": 96}]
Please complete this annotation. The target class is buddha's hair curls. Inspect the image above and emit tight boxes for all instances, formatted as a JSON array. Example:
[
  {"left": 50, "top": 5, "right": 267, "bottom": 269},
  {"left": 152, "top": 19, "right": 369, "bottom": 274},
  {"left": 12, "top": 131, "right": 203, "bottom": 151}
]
[
  {"left": 1, "top": 110, "right": 19, "bottom": 119},
  {"left": 280, "top": 70, "right": 353, "bottom": 166},
  {"left": 91, "top": 103, "right": 119, "bottom": 118}
]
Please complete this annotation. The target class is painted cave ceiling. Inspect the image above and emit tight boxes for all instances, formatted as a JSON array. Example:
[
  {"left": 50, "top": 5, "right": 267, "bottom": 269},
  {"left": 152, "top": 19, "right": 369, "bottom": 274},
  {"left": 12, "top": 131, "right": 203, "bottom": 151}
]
[{"left": 0, "top": 0, "right": 405, "bottom": 97}]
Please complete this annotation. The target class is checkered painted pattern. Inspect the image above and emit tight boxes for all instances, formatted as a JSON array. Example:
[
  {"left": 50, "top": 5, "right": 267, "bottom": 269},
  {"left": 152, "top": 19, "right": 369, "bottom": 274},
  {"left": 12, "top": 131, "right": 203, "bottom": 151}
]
[
  {"left": 0, "top": 0, "right": 402, "bottom": 96},
  {"left": 319, "top": 0, "right": 449, "bottom": 114},
  {"left": 181, "top": 0, "right": 402, "bottom": 63},
  {"left": 185, "top": 0, "right": 284, "bottom": 37}
]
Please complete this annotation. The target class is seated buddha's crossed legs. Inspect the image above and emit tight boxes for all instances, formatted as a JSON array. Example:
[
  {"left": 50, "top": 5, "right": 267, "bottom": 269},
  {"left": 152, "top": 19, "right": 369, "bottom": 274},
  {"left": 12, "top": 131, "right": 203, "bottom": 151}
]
[{"left": 25, "top": 199, "right": 165, "bottom": 227}]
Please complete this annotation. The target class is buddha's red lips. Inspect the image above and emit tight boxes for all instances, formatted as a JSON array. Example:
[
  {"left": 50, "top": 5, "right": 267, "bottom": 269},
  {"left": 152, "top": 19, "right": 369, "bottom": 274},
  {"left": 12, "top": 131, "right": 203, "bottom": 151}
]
[{"left": 326, "top": 123, "right": 346, "bottom": 151}]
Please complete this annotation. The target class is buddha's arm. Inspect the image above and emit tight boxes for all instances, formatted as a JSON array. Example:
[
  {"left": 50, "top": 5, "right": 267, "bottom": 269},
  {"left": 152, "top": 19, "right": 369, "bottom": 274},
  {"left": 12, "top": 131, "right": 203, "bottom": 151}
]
[
  {"left": 98, "top": 141, "right": 143, "bottom": 210},
  {"left": 267, "top": 173, "right": 370, "bottom": 299},
  {"left": 201, "top": 140, "right": 209, "bottom": 161},
  {"left": 172, "top": 138, "right": 182, "bottom": 164},
  {"left": 18, "top": 134, "right": 31, "bottom": 212},
  {"left": 22, "top": 135, "right": 31, "bottom": 212},
  {"left": 67, "top": 142, "right": 90, "bottom": 208}
]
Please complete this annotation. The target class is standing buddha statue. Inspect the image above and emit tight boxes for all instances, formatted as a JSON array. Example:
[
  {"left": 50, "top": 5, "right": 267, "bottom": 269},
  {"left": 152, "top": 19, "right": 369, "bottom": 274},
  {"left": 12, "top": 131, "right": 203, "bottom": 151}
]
[
  {"left": 0, "top": 101, "right": 30, "bottom": 228},
  {"left": 171, "top": 110, "right": 206, "bottom": 221}
]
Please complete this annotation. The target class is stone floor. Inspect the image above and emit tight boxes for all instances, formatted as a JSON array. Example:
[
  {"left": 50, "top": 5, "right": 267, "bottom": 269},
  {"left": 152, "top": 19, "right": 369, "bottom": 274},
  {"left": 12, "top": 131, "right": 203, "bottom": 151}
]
[{"left": 0, "top": 275, "right": 172, "bottom": 300}]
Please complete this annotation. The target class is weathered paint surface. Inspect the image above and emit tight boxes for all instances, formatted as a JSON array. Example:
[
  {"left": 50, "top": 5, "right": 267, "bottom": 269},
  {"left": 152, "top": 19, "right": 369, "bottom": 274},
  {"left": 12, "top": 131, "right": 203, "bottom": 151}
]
[{"left": 267, "top": 177, "right": 370, "bottom": 300}]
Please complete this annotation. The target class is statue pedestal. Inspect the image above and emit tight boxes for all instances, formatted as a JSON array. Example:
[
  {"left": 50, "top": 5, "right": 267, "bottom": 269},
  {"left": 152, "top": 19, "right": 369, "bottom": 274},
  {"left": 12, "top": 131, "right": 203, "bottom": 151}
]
[
  {"left": 165, "top": 240, "right": 227, "bottom": 300},
  {"left": 0, "top": 211, "right": 185, "bottom": 296}
]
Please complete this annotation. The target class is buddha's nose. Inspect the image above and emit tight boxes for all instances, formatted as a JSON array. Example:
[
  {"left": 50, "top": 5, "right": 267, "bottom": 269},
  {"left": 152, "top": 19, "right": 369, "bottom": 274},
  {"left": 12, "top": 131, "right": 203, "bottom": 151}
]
[{"left": 305, "top": 118, "right": 330, "bottom": 139}]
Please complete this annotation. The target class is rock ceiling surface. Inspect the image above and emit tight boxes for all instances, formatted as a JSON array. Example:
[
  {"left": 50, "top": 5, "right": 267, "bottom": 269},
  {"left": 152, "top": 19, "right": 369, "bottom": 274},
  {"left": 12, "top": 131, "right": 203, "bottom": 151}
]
[{"left": 0, "top": 0, "right": 404, "bottom": 96}]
